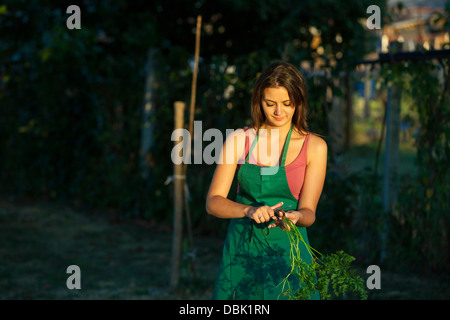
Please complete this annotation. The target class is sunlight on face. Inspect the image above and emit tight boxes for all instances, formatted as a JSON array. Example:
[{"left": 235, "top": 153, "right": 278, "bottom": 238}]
[{"left": 262, "top": 87, "right": 295, "bottom": 128}]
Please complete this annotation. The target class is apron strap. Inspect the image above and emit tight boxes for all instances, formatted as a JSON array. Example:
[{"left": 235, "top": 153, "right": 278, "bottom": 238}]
[
  {"left": 280, "top": 124, "right": 294, "bottom": 167},
  {"left": 245, "top": 124, "right": 294, "bottom": 166},
  {"left": 245, "top": 130, "right": 259, "bottom": 164}
]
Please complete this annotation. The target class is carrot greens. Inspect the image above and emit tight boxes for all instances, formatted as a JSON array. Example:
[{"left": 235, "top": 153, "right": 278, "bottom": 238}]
[{"left": 278, "top": 215, "right": 368, "bottom": 300}]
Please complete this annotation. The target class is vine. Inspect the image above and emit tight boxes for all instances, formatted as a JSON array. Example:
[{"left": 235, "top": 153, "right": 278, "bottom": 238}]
[{"left": 381, "top": 55, "right": 449, "bottom": 273}]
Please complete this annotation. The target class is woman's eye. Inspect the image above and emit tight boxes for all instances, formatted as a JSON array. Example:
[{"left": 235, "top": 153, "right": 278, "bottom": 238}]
[{"left": 265, "top": 101, "right": 290, "bottom": 107}]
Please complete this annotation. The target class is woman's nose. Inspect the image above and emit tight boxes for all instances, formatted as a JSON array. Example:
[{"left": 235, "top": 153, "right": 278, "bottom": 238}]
[{"left": 274, "top": 104, "right": 281, "bottom": 115}]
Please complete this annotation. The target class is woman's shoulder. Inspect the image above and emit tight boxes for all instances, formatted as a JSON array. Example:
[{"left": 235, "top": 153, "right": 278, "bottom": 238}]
[
  {"left": 222, "top": 127, "right": 255, "bottom": 164},
  {"left": 306, "top": 133, "right": 328, "bottom": 156},
  {"left": 292, "top": 130, "right": 327, "bottom": 149}
]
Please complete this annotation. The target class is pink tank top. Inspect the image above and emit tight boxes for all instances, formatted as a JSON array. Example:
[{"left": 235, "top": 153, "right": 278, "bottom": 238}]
[{"left": 238, "top": 129, "right": 310, "bottom": 200}]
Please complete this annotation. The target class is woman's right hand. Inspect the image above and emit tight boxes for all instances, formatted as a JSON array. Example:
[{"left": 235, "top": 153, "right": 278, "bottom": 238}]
[{"left": 245, "top": 202, "right": 283, "bottom": 223}]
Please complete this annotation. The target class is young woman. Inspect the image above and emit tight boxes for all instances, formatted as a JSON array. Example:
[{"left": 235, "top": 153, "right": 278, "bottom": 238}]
[{"left": 206, "top": 61, "right": 327, "bottom": 300}]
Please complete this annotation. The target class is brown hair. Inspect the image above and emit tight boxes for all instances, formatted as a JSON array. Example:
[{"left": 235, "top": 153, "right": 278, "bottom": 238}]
[{"left": 251, "top": 61, "right": 308, "bottom": 134}]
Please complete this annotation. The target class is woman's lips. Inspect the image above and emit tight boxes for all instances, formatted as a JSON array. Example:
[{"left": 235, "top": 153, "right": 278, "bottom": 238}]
[{"left": 274, "top": 116, "right": 284, "bottom": 121}]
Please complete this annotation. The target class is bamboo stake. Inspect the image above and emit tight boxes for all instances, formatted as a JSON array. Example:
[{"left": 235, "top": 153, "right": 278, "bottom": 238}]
[
  {"left": 187, "top": 15, "right": 202, "bottom": 143},
  {"left": 171, "top": 101, "right": 186, "bottom": 290},
  {"left": 182, "top": 15, "right": 202, "bottom": 281}
]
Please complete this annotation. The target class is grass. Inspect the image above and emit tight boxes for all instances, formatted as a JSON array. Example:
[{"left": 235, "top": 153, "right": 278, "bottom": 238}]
[
  {"left": 1, "top": 198, "right": 449, "bottom": 300},
  {"left": 335, "top": 96, "right": 419, "bottom": 178},
  {"left": 0, "top": 199, "right": 220, "bottom": 299}
]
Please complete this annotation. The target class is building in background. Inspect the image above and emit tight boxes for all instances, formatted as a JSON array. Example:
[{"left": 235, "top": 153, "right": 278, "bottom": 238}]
[{"left": 382, "top": 0, "right": 448, "bottom": 52}]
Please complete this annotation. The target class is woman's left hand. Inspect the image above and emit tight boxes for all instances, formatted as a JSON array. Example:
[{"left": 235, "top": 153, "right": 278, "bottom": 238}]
[{"left": 268, "top": 210, "right": 303, "bottom": 231}]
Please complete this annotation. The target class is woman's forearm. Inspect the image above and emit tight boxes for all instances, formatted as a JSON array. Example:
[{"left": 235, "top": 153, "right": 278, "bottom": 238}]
[
  {"left": 206, "top": 195, "right": 252, "bottom": 219},
  {"left": 296, "top": 208, "right": 316, "bottom": 227}
]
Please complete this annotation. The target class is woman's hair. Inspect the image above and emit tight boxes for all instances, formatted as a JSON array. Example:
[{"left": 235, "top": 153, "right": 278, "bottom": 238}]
[{"left": 251, "top": 61, "right": 308, "bottom": 133}]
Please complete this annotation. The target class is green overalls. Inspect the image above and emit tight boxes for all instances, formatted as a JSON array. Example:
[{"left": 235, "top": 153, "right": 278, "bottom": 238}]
[{"left": 212, "top": 125, "right": 318, "bottom": 300}]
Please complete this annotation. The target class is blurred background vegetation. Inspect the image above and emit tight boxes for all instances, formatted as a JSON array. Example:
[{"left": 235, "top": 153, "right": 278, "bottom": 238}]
[{"left": 0, "top": 0, "right": 448, "bottom": 298}]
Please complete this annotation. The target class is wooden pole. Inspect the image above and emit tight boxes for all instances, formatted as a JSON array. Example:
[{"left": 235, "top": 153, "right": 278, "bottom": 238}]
[
  {"left": 380, "top": 82, "right": 401, "bottom": 263},
  {"left": 187, "top": 15, "right": 202, "bottom": 143},
  {"left": 140, "top": 49, "right": 157, "bottom": 181},
  {"left": 380, "top": 42, "right": 402, "bottom": 264},
  {"left": 343, "top": 69, "right": 354, "bottom": 150},
  {"left": 182, "top": 15, "right": 202, "bottom": 281},
  {"left": 328, "top": 75, "right": 344, "bottom": 160},
  {"left": 171, "top": 101, "right": 186, "bottom": 290}
]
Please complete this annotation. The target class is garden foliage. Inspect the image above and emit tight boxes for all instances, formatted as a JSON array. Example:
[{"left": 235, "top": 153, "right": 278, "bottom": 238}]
[{"left": 1, "top": 0, "right": 448, "bottom": 275}]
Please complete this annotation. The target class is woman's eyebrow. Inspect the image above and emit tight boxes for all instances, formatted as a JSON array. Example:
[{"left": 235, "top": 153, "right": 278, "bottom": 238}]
[{"left": 264, "top": 98, "right": 291, "bottom": 103}]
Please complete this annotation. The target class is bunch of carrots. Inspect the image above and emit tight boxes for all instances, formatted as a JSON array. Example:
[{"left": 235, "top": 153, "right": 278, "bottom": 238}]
[{"left": 274, "top": 210, "right": 368, "bottom": 300}]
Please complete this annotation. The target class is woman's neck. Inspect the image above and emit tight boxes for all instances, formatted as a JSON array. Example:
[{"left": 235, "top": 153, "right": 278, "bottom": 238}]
[{"left": 261, "top": 122, "right": 292, "bottom": 139}]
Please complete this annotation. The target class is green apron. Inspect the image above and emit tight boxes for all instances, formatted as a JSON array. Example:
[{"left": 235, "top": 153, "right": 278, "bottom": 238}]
[{"left": 212, "top": 125, "right": 318, "bottom": 300}]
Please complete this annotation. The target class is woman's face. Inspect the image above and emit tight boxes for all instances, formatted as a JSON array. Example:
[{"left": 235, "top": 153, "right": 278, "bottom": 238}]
[{"left": 261, "top": 86, "right": 295, "bottom": 128}]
